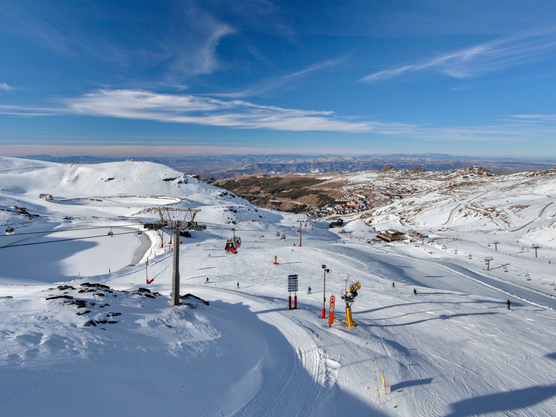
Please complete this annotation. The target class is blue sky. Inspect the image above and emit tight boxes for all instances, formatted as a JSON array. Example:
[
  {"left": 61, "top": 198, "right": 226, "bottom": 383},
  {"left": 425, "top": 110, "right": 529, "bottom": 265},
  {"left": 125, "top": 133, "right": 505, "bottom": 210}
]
[{"left": 1, "top": 0, "right": 556, "bottom": 158}]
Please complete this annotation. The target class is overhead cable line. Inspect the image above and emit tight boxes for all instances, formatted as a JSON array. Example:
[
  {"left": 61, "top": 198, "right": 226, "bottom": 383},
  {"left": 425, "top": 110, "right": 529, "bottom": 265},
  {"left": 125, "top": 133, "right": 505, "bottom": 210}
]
[
  {"left": 0, "top": 230, "right": 139, "bottom": 249},
  {"left": 0, "top": 224, "right": 143, "bottom": 238}
]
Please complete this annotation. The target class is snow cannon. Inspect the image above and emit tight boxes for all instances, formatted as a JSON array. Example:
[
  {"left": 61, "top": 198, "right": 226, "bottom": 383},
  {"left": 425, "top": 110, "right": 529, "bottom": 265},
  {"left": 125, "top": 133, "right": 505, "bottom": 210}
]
[{"left": 341, "top": 282, "right": 361, "bottom": 327}]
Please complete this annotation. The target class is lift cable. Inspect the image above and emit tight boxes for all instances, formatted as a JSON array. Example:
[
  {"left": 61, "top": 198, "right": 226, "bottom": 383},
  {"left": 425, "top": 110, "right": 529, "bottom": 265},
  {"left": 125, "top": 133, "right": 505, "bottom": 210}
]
[
  {"left": 0, "top": 218, "right": 329, "bottom": 241},
  {"left": 0, "top": 224, "right": 144, "bottom": 238},
  {"left": 0, "top": 230, "right": 139, "bottom": 249}
]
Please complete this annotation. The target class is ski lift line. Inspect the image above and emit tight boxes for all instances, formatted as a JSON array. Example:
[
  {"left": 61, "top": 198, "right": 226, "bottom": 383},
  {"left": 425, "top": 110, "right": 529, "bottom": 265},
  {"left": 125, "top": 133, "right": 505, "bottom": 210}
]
[
  {"left": 0, "top": 224, "right": 144, "bottom": 238},
  {"left": 0, "top": 230, "right": 140, "bottom": 249},
  {"left": 205, "top": 223, "right": 324, "bottom": 232},
  {"left": 145, "top": 257, "right": 174, "bottom": 282},
  {"left": 0, "top": 219, "right": 320, "bottom": 238}
]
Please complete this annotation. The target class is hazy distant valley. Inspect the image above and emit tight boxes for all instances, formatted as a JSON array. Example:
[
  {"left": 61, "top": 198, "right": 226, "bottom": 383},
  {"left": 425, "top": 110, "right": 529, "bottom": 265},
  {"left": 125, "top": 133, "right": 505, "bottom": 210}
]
[{"left": 23, "top": 153, "right": 556, "bottom": 179}]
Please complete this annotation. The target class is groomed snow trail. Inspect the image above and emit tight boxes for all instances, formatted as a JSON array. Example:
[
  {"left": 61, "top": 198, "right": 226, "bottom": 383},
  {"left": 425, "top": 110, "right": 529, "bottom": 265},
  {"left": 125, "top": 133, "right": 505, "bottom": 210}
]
[{"left": 192, "top": 287, "right": 375, "bottom": 417}]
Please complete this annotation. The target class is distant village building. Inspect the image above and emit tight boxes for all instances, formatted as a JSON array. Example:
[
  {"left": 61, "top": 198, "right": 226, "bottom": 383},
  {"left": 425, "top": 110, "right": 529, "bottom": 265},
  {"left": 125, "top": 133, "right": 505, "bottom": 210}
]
[
  {"left": 377, "top": 229, "right": 405, "bottom": 242},
  {"left": 329, "top": 219, "right": 344, "bottom": 228}
]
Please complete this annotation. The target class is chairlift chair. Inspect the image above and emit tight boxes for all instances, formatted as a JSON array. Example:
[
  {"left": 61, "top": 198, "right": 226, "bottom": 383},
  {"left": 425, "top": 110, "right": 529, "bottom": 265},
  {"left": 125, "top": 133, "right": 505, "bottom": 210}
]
[
  {"left": 108, "top": 227, "right": 114, "bottom": 237},
  {"left": 5, "top": 219, "right": 14, "bottom": 235},
  {"left": 225, "top": 238, "right": 237, "bottom": 254}
]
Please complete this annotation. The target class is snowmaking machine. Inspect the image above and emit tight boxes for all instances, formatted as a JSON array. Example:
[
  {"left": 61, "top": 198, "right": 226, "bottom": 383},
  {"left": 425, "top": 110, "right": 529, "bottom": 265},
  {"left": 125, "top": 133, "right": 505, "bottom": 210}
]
[{"left": 341, "top": 281, "right": 361, "bottom": 327}]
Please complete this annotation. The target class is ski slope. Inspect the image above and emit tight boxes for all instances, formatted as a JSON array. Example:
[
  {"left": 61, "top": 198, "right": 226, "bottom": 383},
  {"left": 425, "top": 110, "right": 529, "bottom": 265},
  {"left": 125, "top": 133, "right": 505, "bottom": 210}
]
[{"left": 2, "top": 157, "right": 556, "bottom": 416}]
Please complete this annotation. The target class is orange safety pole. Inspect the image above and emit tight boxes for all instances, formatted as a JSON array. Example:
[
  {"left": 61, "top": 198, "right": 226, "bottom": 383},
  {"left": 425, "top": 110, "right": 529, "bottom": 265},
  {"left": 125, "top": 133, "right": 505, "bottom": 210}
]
[{"left": 328, "top": 295, "right": 335, "bottom": 327}]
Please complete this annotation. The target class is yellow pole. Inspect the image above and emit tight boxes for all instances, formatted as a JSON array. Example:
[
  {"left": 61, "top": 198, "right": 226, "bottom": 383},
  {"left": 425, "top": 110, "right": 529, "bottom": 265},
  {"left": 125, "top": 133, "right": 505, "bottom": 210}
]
[{"left": 346, "top": 306, "right": 355, "bottom": 327}]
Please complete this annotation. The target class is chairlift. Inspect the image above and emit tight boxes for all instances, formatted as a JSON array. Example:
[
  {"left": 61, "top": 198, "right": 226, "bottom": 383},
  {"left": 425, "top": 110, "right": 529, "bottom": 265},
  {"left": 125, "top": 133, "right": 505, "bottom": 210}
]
[
  {"left": 281, "top": 233, "right": 286, "bottom": 240},
  {"left": 225, "top": 238, "right": 237, "bottom": 254},
  {"left": 108, "top": 227, "right": 114, "bottom": 237},
  {"left": 5, "top": 220, "right": 14, "bottom": 235}
]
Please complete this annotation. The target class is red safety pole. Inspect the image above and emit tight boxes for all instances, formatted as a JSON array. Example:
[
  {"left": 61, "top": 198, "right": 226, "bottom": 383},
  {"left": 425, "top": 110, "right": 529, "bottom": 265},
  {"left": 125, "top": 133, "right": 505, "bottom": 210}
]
[
  {"left": 328, "top": 295, "right": 335, "bottom": 327},
  {"left": 289, "top": 295, "right": 292, "bottom": 310},
  {"left": 294, "top": 295, "right": 297, "bottom": 309}
]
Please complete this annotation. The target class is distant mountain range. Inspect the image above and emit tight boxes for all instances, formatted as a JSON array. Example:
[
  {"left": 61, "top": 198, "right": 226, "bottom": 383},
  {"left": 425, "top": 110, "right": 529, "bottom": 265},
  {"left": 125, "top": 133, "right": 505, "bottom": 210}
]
[{"left": 19, "top": 153, "right": 556, "bottom": 179}]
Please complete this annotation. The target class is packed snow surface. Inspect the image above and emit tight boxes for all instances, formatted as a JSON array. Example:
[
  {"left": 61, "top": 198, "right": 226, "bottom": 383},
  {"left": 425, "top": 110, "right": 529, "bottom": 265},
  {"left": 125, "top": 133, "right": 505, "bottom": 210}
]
[{"left": 2, "top": 157, "right": 556, "bottom": 416}]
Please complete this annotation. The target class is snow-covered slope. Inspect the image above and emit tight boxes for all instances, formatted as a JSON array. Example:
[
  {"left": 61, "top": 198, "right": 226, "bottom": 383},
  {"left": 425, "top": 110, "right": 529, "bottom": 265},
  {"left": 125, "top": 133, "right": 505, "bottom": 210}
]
[
  {"left": 0, "top": 157, "right": 258, "bottom": 280},
  {"left": 324, "top": 166, "right": 556, "bottom": 245},
  {"left": 3, "top": 158, "right": 556, "bottom": 417}
]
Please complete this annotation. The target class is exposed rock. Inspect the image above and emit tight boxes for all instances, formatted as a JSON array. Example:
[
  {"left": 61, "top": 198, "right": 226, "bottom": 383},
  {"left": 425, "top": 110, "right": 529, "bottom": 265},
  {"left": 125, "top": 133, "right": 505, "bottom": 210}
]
[
  {"left": 64, "top": 300, "right": 87, "bottom": 308},
  {"left": 57, "top": 285, "right": 75, "bottom": 291},
  {"left": 81, "top": 282, "right": 111, "bottom": 290},
  {"left": 46, "top": 295, "right": 73, "bottom": 300},
  {"left": 380, "top": 165, "right": 398, "bottom": 172},
  {"left": 180, "top": 294, "right": 209, "bottom": 305}
]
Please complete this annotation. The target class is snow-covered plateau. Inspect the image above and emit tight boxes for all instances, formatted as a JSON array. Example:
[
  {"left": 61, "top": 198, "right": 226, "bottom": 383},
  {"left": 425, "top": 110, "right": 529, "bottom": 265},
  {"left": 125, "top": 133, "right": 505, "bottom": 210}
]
[{"left": 2, "top": 156, "right": 556, "bottom": 416}]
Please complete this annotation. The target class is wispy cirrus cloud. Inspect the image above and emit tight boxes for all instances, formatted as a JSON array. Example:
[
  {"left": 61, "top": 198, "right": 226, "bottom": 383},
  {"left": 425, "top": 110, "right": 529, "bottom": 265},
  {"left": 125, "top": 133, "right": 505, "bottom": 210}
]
[
  {"left": 0, "top": 83, "right": 12, "bottom": 91},
  {"left": 7, "top": 89, "right": 556, "bottom": 143},
  {"left": 509, "top": 114, "right": 556, "bottom": 122},
  {"left": 0, "top": 1, "right": 235, "bottom": 78},
  {"left": 65, "top": 89, "right": 404, "bottom": 133},
  {"left": 166, "top": 8, "right": 236, "bottom": 77},
  {"left": 361, "top": 30, "right": 556, "bottom": 83},
  {"left": 215, "top": 56, "right": 350, "bottom": 98}
]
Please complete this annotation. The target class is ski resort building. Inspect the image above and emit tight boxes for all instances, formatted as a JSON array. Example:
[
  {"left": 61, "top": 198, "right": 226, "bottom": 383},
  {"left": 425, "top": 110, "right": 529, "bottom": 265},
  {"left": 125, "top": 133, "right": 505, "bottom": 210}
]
[{"left": 377, "top": 229, "right": 405, "bottom": 242}]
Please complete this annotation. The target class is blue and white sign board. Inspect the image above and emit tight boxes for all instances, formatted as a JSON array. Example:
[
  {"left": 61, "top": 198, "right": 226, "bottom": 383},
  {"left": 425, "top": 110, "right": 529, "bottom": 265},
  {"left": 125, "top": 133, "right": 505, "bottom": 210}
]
[{"left": 288, "top": 274, "right": 299, "bottom": 293}]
